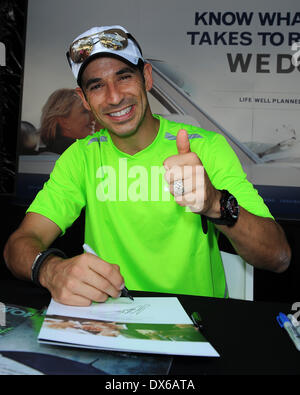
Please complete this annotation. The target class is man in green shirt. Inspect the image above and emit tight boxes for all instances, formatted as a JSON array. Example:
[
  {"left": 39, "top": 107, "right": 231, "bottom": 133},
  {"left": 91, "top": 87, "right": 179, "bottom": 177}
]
[{"left": 4, "top": 25, "right": 291, "bottom": 306}]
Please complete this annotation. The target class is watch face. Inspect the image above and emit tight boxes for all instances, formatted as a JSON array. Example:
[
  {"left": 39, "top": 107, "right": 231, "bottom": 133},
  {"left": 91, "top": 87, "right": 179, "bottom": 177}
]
[{"left": 227, "top": 195, "right": 239, "bottom": 219}]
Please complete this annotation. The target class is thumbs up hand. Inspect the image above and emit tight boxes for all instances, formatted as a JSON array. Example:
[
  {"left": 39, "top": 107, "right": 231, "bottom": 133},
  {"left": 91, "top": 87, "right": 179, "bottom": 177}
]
[
  {"left": 176, "top": 128, "right": 192, "bottom": 155},
  {"left": 163, "top": 129, "right": 221, "bottom": 215}
]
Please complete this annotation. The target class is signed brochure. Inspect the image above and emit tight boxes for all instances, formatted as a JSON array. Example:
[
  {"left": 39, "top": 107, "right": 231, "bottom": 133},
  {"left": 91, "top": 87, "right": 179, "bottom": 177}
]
[{"left": 38, "top": 297, "right": 219, "bottom": 357}]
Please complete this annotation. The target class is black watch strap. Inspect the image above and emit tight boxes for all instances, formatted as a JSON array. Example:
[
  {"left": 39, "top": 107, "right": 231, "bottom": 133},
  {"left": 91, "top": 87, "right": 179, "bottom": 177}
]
[
  {"left": 204, "top": 189, "right": 239, "bottom": 227},
  {"left": 31, "top": 248, "right": 67, "bottom": 287}
]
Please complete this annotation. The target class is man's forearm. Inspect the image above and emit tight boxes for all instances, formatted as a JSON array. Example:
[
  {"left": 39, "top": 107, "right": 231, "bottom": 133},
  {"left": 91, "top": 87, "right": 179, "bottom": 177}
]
[
  {"left": 217, "top": 207, "right": 291, "bottom": 273},
  {"left": 4, "top": 233, "right": 47, "bottom": 281}
]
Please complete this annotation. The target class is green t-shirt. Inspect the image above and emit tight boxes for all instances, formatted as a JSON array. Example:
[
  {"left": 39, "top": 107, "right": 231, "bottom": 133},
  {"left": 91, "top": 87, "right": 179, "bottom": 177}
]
[{"left": 27, "top": 115, "right": 273, "bottom": 298}]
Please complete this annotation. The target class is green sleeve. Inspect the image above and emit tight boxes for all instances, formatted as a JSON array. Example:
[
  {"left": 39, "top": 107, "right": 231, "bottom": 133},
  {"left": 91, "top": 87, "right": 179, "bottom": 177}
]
[
  {"left": 201, "top": 133, "right": 273, "bottom": 219},
  {"left": 26, "top": 142, "right": 86, "bottom": 234}
]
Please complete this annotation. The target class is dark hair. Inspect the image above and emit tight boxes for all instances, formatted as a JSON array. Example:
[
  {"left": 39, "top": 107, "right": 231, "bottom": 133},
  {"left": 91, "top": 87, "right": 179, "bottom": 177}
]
[{"left": 78, "top": 54, "right": 145, "bottom": 90}]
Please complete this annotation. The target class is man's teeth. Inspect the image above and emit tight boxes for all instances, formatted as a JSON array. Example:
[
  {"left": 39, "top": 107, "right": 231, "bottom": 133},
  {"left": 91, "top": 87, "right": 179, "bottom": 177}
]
[{"left": 109, "top": 106, "right": 132, "bottom": 117}]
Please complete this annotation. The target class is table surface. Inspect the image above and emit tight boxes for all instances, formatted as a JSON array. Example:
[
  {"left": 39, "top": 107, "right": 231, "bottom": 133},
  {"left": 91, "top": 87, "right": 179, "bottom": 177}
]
[{"left": 0, "top": 278, "right": 300, "bottom": 375}]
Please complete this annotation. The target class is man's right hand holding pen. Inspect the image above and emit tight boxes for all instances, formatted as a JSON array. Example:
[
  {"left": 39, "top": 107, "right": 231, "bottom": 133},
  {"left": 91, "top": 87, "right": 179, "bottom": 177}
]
[
  {"left": 82, "top": 244, "right": 134, "bottom": 301},
  {"left": 38, "top": 245, "right": 127, "bottom": 306}
]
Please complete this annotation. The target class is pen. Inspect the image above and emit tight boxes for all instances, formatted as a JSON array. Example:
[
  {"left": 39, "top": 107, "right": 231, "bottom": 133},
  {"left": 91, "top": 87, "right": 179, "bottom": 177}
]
[
  {"left": 82, "top": 243, "right": 134, "bottom": 301},
  {"left": 191, "top": 311, "right": 203, "bottom": 331},
  {"left": 201, "top": 216, "right": 208, "bottom": 234},
  {"left": 276, "top": 312, "right": 300, "bottom": 351}
]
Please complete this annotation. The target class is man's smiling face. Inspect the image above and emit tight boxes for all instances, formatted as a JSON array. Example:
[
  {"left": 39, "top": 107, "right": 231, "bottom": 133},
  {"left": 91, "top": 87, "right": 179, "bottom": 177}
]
[{"left": 77, "top": 57, "right": 153, "bottom": 139}]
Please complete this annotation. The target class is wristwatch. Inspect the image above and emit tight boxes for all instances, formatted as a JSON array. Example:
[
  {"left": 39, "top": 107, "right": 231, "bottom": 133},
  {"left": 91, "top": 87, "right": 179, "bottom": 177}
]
[{"left": 205, "top": 189, "right": 239, "bottom": 227}]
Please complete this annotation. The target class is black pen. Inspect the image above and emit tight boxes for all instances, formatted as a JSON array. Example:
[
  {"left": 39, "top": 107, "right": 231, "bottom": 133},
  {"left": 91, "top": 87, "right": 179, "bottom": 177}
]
[
  {"left": 191, "top": 311, "right": 203, "bottom": 331},
  {"left": 121, "top": 286, "right": 134, "bottom": 301},
  {"left": 83, "top": 243, "right": 134, "bottom": 301},
  {"left": 201, "top": 215, "right": 208, "bottom": 234}
]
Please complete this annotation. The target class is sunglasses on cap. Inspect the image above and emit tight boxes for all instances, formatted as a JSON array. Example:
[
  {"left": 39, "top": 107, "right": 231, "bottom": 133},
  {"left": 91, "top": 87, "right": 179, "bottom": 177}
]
[{"left": 67, "top": 28, "right": 143, "bottom": 66}]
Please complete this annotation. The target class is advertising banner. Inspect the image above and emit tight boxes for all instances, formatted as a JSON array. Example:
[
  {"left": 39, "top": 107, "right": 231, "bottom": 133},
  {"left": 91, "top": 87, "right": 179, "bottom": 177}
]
[{"left": 18, "top": 0, "right": 300, "bottom": 219}]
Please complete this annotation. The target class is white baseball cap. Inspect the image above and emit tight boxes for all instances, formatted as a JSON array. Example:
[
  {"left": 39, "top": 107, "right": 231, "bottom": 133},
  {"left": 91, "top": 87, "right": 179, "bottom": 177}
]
[{"left": 67, "top": 25, "right": 145, "bottom": 85}]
